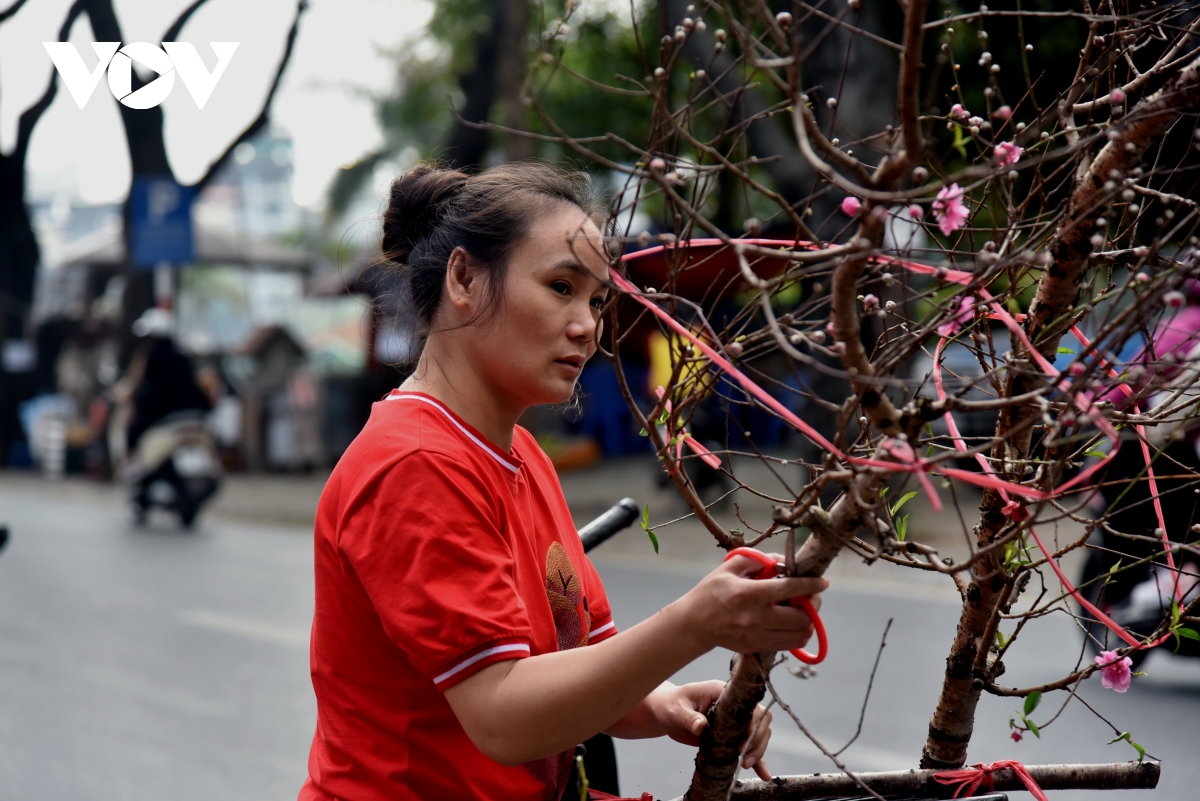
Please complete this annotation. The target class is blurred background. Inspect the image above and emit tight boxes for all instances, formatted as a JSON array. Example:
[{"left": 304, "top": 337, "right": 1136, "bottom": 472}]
[{"left": 0, "top": 1, "right": 1197, "bottom": 799}]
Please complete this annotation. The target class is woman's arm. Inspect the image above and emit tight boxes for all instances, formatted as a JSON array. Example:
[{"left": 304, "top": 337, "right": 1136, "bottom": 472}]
[{"left": 442, "top": 554, "right": 825, "bottom": 766}]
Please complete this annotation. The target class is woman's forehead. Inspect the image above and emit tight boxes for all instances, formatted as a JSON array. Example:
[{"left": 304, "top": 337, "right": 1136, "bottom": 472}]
[{"left": 525, "top": 209, "right": 609, "bottom": 273}]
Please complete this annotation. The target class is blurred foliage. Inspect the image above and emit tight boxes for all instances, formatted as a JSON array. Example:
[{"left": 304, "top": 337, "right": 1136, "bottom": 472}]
[{"left": 326, "top": 0, "right": 660, "bottom": 221}]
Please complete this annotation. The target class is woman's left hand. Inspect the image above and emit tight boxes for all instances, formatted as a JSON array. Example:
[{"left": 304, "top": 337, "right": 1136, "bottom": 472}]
[{"left": 651, "top": 681, "right": 774, "bottom": 781}]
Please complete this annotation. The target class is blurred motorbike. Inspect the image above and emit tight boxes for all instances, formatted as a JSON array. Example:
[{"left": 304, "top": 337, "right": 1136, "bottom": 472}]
[{"left": 126, "top": 410, "right": 221, "bottom": 529}]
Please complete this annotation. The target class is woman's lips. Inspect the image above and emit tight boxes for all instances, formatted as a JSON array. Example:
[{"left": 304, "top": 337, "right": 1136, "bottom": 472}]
[{"left": 555, "top": 358, "right": 583, "bottom": 374}]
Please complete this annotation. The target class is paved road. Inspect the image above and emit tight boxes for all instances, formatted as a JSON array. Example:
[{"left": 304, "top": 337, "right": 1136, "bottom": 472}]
[{"left": 0, "top": 479, "right": 1196, "bottom": 800}]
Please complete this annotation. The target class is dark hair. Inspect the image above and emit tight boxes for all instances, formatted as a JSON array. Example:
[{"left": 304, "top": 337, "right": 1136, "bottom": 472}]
[{"left": 380, "top": 161, "right": 607, "bottom": 366}]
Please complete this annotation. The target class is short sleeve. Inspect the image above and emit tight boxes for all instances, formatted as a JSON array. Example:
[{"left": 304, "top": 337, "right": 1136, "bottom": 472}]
[
  {"left": 339, "top": 452, "right": 530, "bottom": 690},
  {"left": 579, "top": 553, "right": 617, "bottom": 645}
]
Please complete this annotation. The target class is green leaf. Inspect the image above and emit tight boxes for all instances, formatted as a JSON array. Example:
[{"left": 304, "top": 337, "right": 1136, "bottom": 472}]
[
  {"left": 951, "top": 123, "right": 967, "bottom": 158},
  {"left": 641, "top": 505, "right": 659, "bottom": 554},
  {"left": 890, "top": 490, "right": 919, "bottom": 517},
  {"left": 1025, "top": 718, "right": 1040, "bottom": 739},
  {"left": 1057, "top": 347, "right": 1075, "bottom": 355},
  {"left": 1084, "top": 449, "right": 1108, "bottom": 459},
  {"left": 896, "top": 515, "right": 909, "bottom": 542},
  {"left": 1023, "top": 691, "right": 1042, "bottom": 716},
  {"left": 1105, "top": 559, "right": 1123, "bottom": 586},
  {"left": 995, "top": 630, "right": 1008, "bottom": 650},
  {"left": 638, "top": 427, "right": 648, "bottom": 437},
  {"left": 1109, "top": 732, "right": 1146, "bottom": 763},
  {"left": 1177, "top": 627, "right": 1200, "bottom": 641}
]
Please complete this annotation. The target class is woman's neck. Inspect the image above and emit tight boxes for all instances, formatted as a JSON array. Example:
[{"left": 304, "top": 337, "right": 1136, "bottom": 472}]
[{"left": 399, "top": 341, "right": 522, "bottom": 452}]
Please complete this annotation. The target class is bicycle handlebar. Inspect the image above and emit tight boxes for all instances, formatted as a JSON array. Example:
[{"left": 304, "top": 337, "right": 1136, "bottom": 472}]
[{"left": 578, "top": 498, "right": 640, "bottom": 553}]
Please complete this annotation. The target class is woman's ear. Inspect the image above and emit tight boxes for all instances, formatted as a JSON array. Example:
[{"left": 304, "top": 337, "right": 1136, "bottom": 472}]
[{"left": 445, "top": 246, "right": 482, "bottom": 312}]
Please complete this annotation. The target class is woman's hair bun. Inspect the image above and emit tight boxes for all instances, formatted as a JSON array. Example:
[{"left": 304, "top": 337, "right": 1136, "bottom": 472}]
[{"left": 381, "top": 164, "right": 469, "bottom": 264}]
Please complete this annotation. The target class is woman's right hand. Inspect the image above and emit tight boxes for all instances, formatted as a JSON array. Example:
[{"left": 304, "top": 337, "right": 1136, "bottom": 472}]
[{"left": 678, "top": 552, "right": 828, "bottom": 655}]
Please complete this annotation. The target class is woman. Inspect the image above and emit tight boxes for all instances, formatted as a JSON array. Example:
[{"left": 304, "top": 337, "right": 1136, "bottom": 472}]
[{"left": 298, "top": 163, "right": 826, "bottom": 801}]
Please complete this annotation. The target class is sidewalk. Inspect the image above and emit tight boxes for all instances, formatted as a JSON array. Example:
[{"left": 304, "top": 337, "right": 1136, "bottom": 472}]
[
  {"left": 2, "top": 454, "right": 1056, "bottom": 585},
  {"left": 0, "top": 469, "right": 331, "bottom": 529}
]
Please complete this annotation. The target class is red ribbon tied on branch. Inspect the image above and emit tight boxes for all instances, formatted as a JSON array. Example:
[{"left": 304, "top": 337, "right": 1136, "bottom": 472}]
[{"left": 932, "top": 760, "right": 1048, "bottom": 801}]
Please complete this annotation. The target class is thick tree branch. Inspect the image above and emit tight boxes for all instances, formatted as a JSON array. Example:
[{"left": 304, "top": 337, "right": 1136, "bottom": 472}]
[
  {"left": 0, "top": 0, "right": 30, "bottom": 24},
  {"left": 161, "top": 0, "right": 211, "bottom": 43},
  {"left": 727, "top": 761, "right": 1160, "bottom": 799},
  {"left": 193, "top": 0, "right": 308, "bottom": 192},
  {"left": 12, "top": 0, "right": 87, "bottom": 166},
  {"left": 683, "top": 469, "right": 874, "bottom": 800}
]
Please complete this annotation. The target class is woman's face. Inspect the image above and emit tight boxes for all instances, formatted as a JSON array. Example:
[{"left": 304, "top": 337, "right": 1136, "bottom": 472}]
[{"left": 469, "top": 205, "right": 610, "bottom": 410}]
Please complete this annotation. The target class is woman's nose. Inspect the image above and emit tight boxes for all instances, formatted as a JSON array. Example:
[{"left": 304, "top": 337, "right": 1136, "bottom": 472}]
[{"left": 566, "top": 305, "right": 598, "bottom": 342}]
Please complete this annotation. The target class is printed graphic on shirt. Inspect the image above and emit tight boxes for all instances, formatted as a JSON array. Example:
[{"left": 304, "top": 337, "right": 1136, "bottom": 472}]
[
  {"left": 523, "top": 541, "right": 592, "bottom": 796},
  {"left": 545, "top": 541, "right": 591, "bottom": 650}
]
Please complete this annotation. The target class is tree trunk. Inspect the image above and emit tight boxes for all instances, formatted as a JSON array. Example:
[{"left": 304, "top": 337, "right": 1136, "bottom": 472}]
[
  {"left": 443, "top": 0, "right": 511, "bottom": 168},
  {"left": 0, "top": 0, "right": 88, "bottom": 459},
  {"left": 496, "top": 0, "right": 532, "bottom": 161}
]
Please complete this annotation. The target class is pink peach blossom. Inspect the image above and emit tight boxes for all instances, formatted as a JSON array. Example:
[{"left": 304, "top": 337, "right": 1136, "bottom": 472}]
[
  {"left": 933, "top": 183, "right": 969, "bottom": 235},
  {"left": 840, "top": 196, "right": 862, "bottom": 217},
  {"left": 908, "top": 204, "right": 923, "bottom": 219},
  {"left": 1111, "top": 88, "right": 1125, "bottom": 104},
  {"left": 950, "top": 103, "right": 969, "bottom": 119},
  {"left": 993, "top": 105, "right": 1012, "bottom": 121},
  {"left": 993, "top": 141, "right": 1023, "bottom": 167},
  {"left": 1094, "top": 650, "right": 1133, "bottom": 693},
  {"left": 937, "top": 295, "right": 975, "bottom": 338},
  {"left": 1011, "top": 729, "right": 1023, "bottom": 743}
]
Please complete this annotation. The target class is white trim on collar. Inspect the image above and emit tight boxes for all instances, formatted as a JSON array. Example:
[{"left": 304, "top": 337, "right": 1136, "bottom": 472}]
[{"left": 385, "top": 391, "right": 521, "bottom": 474}]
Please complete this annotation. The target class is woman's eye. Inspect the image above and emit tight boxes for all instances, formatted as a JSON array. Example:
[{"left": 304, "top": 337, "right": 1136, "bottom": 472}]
[
  {"left": 551, "top": 281, "right": 571, "bottom": 295},
  {"left": 591, "top": 296, "right": 606, "bottom": 310}
]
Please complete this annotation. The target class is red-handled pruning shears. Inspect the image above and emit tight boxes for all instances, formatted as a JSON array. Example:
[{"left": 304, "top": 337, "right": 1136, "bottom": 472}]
[{"left": 724, "top": 547, "right": 828, "bottom": 665}]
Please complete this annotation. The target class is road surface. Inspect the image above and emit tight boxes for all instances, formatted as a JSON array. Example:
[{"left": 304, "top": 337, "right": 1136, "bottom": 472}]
[{"left": 0, "top": 476, "right": 1196, "bottom": 800}]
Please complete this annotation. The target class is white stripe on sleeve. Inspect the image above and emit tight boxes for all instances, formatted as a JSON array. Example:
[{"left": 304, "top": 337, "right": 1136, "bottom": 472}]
[
  {"left": 433, "top": 642, "right": 531, "bottom": 685},
  {"left": 588, "top": 620, "right": 616, "bottom": 640}
]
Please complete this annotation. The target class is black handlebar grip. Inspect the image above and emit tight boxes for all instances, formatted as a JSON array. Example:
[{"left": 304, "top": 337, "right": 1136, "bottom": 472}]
[{"left": 578, "top": 498, "right": 640, "bottom": 553}]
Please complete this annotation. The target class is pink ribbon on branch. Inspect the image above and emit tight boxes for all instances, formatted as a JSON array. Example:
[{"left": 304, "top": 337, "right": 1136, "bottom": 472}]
[
  {"left": 616, "top": 239, "right": 1185, "bottom": 649},
  {"left": 932, "top": 760, "right": 1048, "bottom": 801}
]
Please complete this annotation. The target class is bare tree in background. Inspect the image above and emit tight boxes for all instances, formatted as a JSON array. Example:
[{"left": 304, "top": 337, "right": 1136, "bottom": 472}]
[
  {"left": 0, "top": 0, "right": 307, "bottom": 460},
  {"left": 72, "top": 0, "right": 306, "bottom": 358},
  {"left": 505, "top": 1, "right": 1200, "bottom": 798}
]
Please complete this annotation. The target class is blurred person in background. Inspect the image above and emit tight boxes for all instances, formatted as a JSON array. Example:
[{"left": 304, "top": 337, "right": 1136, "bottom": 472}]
[{"left": 118, "top": 308, "right": 213, "bottom": 455}]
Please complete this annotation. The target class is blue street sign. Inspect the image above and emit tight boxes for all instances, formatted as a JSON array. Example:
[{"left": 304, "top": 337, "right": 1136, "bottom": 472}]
[{"left": 130, "top": 177, "right": 196, "bottom": 267}]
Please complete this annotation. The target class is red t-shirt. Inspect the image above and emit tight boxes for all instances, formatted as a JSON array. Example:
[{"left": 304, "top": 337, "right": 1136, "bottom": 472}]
[{"left": 299, "top": 391, "right": 617, "bottom": 801}]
